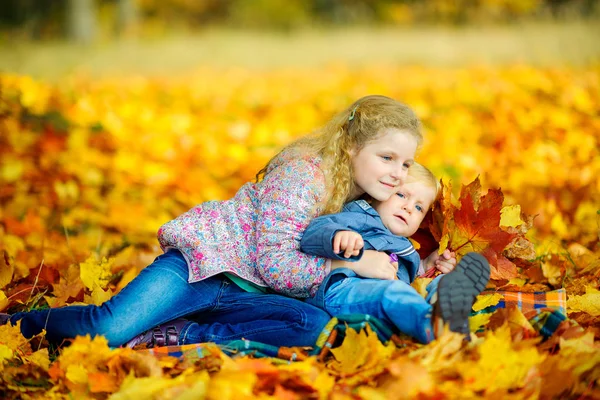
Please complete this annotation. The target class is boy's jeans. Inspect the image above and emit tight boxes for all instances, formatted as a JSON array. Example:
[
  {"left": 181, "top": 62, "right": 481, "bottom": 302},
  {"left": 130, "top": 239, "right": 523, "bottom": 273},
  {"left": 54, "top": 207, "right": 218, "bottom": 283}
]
[
  {"left": 307, "top": 269, "right": 443, "bottom": 344},
  {"left": 11, "top": 250, "right": 331, "bottom": 348}
]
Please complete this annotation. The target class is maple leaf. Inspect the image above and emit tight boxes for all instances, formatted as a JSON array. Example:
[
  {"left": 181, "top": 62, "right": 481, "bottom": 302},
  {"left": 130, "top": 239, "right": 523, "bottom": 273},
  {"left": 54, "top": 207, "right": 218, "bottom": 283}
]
[
  {"left": 0, "top": 251, "right": 14, "bottom": 290},
  {"left": 424, "top": 177, "right": 533, "bottom": 280},
  {"left": 46, "top": 264, "right": 84, "bottom": 307},
  {"left": 79, "top": 254, "right": 114, "bottom": 290},
  {"left": 410, "top": 328, "right": 465, "bottom": 374},
  {"left": 377, "top": 356, "right": 435, "bottom": 398},
  {"left": 458, "top": 324, "right": 546, "bottom": 393},
  {"left": 567, "top": 286, "right": 600, "bottom": 316},
  {"left": 472, "top": 292, "right": 503, "bottom": 312},
  {"left": 0, "top": 290, "right": 8, "bottom": 312},
  {"left": 327, "top": 325, "right": 395, "bottom": 386}
]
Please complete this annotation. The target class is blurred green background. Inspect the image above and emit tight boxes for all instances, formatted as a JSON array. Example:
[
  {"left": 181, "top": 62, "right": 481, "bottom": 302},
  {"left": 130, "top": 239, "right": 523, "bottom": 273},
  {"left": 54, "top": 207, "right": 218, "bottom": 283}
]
[{"left": 0, "top": 0, "right": 599, "bottom": 79}]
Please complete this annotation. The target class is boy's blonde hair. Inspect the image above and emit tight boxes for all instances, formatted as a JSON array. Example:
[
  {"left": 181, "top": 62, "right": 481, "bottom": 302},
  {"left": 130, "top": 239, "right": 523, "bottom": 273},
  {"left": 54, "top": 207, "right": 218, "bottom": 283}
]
[
  {"left": 407, "top": 162, "right": 440, "bottom": 201},
  {"left": 258, "top": 95, "right": 423, "bottom": 215}
]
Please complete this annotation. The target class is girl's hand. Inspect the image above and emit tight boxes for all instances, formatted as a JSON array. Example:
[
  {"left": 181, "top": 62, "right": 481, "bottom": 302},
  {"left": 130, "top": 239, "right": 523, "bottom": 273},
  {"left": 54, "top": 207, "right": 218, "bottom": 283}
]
[
  {"left": 333, "top": 230, "right": 364, "bottom": 258},
  {"left": 424, "top": 249, "right": 457, "bottom": 274},
  {"left": 331, "top": 250, "right": 397, "bottom": 280}
]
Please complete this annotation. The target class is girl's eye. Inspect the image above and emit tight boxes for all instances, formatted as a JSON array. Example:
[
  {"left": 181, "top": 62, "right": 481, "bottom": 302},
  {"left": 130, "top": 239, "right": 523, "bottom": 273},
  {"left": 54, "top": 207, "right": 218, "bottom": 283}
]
[
  {"left": 397, "top": 192, "right": 406, "bottom": 198},
  {"left": 403, "top": 163, "right": 411, "bottom": 169},
  {"left": 416, "top": 205, "right": 423, "bottom": 212},
  {"left": 381, "top": 155, "right": 393, "bottom": 161}
]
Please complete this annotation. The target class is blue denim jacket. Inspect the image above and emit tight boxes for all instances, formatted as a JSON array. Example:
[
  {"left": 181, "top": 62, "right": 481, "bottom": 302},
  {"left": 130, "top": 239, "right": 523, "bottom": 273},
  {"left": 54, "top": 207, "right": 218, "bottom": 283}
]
[{"left": 300, "top": 200, "right": 421, "bottom": 283}]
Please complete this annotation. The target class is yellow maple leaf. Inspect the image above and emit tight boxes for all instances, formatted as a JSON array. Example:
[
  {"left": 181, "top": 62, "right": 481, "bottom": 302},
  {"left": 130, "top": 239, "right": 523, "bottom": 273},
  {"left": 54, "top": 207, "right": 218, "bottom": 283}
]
[
  {"left": 24, "top": 348, "right": 50, "bottom": 372},
  {"left": 411, "top": 277, "right": 433, "bottom": 298},
  {"left": 379, "top": 356, "right": 435, "bottom": 398},
  {"left": 0, "top": 344, "right": 13, "bottom": 365},
  {"left": 327, "top": 325, "right": 395, "bottom": 384},
  {"left": 207, "top": 370, "right": 257, "bottom": 400},
  {"left": 567, "top": 287, "right": 600, "bottom": 316},
  {"left": 459, "top": 324, "right": 545, "bottom": 392},
  {"left": 0, "top": 251, "right": 14, "bottom": 289},
  {"left": 79, "top": 254, "right": 114, "bottom": 290},
  {"left": 500, "top": 205, "right": 524, "bottom": 227},
  {"left": 559, "top": 332, "right": 600, "bottom": 377},
  {"left": 411, "top": 328, "right": 465, "bottom": 373},
  {"left": 0, "top": 321, "right": 31, "bottom": 361},
  {"left": 472, "top": 293, "right": 503, "bottom": 312},
  {"left": 469, "top": 313, "right": 492, "bottom": 332},
  {"left": 0, "top": 290, "right": 8, "bottom": 311},
  {"left": 84, "top": 284, "right": 114, "bottom": 306}
]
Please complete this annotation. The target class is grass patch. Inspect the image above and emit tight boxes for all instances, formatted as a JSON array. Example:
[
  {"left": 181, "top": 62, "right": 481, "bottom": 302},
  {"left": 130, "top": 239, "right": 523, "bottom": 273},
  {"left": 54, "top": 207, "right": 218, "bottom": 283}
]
[{"left": 1, "top": 20, "right": 599, "bottom": 80}]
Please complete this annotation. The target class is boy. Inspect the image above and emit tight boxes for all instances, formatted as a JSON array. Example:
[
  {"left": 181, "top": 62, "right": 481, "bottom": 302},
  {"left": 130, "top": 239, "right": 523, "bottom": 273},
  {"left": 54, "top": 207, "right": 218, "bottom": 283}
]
[{"left": 301, "top": 163, "right": 490, "bottom": 343}]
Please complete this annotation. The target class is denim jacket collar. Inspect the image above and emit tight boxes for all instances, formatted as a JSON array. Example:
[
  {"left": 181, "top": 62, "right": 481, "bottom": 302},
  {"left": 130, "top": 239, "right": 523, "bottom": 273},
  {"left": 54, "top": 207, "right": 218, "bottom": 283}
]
[{"left": 343, "top": 200, "right": 380, "bottom": 218}]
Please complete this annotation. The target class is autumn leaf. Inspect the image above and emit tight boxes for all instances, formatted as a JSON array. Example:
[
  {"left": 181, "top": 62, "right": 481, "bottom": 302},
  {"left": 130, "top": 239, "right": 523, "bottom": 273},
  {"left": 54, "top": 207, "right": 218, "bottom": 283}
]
[
  {"left": 458, "top": 324, "right": 546, "bottom": 393},
  {"left": 1, "top": 66, "right": 600, "bottom": 398},
  {"left": 472, "top": 292, "right": 503, "bottom": 312},
  {"left": 426, "top": 177, "right": 531, "bottom": 280},
  {"left": 0, "top": 291, "right": 8, "bottom": 312},
  {"left": 0, "top": 251, "right": 14, "bottom": 289},
  {"left": 327, "top": 325, "right": 395, "bottom": 385},
  {"left": 79, "top": 254, "right": 114, "bottom": 290},
  {"left": 567, "top": 287, "right": 600, "bottom": 316}
]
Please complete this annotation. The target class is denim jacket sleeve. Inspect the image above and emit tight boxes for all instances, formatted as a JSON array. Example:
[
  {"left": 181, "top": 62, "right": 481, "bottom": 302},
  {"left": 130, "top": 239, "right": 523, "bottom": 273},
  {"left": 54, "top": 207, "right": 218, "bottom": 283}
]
[
  {"left": 300, "top": 212, "right": 366, "bottom": 261},
  {"left": 254, "top": 155, "right": 329, "bottom": 298}
]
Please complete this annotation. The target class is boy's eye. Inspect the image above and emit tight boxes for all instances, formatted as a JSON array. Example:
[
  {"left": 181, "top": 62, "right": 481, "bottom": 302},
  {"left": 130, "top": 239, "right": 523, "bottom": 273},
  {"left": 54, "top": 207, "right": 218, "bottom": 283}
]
[
  {"left": 396, "top": 192, "right": 406, "bottom": 198},
  {"left": 416, "top": 205, "right": 423, "bottom": 212},
  {"left": 403, "top": 163, "right": 410, "bottom": 169},
  {"left": 381, "top": 155, "right": 392, "bottom": 161}
]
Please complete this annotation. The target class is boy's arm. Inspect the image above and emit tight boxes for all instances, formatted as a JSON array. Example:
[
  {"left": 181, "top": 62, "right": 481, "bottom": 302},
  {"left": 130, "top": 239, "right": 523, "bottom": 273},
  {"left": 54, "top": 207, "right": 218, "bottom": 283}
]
[{"left": 300, "top": 213, "right": 365, "bottom": 261}]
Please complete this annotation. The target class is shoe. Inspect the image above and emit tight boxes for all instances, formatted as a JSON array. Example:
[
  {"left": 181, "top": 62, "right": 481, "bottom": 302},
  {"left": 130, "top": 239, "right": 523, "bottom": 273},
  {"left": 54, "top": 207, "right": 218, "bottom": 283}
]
[
  {"left": 432, "top": 252, "right": 490, "bottom": 336},
  {"left": 125, "top": 319, "right": 189, "bottom": 349},
  {"left": 0, "top": 313, "right": 10, "bottom": 326}
]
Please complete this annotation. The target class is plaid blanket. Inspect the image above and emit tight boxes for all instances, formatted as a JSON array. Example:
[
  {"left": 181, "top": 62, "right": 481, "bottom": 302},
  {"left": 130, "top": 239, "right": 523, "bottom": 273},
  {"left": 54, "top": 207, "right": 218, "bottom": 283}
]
[{"left": 139, "top": 289, "right": 567, "bottom": 362}]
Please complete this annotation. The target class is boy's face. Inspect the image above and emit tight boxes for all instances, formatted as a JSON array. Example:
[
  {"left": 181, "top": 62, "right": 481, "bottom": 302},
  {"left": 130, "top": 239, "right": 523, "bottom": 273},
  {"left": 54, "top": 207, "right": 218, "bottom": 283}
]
[{"left": 371, "top": 181, "right": 436, "bottom": 237}]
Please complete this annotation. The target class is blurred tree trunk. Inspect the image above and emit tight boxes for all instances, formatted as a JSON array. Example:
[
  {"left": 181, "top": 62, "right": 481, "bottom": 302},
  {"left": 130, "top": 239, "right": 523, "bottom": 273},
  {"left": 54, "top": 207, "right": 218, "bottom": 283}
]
[
  {"left": 67, "top": 0, "right": 96, "bottom": 43},
  {"left": 117, "top": 0, "right": 139, "bottom": 37}
]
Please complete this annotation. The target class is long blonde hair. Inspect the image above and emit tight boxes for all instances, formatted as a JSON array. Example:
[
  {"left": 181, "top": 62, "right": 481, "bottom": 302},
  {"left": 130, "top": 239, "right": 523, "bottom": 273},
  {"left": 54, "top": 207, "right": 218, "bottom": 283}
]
[{"left": 257, "top": 95, "right": 423, "bottom": 215}]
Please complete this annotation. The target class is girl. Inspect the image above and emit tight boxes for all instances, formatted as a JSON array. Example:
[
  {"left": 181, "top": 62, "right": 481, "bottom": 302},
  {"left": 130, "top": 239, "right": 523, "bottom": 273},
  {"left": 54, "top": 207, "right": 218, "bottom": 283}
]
[{"left": 3, "top": 95, "right": 423, "bottom": 349}]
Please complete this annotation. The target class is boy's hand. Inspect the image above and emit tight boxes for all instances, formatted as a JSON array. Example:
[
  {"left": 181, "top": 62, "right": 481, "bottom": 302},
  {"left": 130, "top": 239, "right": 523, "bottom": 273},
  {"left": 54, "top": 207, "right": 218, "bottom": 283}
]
[
  {"left": 424, "top": 249, "right": 457, "bottom": 274},
  {"left": 333, "top": 230, "right": 364, "bottom": 258}
]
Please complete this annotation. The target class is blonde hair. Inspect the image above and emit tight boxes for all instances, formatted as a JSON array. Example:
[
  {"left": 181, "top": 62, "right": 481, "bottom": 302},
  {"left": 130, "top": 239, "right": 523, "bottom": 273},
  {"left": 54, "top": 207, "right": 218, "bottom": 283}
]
[
  {"left": 407, "top": 162, "right": 441, "bottom": 200},
  {"left": 257, "top": 95, "right": 423, "bottom": 215}
]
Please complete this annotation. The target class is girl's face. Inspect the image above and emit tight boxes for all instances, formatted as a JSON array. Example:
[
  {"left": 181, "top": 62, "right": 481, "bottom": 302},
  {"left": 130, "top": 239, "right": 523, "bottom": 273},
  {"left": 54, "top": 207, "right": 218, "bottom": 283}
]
[{"left": 350, "top": 128, "right": 418, "bottom": 201}]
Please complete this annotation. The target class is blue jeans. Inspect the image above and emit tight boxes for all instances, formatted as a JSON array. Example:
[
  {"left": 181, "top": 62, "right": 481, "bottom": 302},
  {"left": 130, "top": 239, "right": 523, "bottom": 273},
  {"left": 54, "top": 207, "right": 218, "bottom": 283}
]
[
  {"left": 307, "top": 269, "right": 442, "bottom": 344},
  {"left": 11, "top": 250, "right": 331, "bottom": 348}
]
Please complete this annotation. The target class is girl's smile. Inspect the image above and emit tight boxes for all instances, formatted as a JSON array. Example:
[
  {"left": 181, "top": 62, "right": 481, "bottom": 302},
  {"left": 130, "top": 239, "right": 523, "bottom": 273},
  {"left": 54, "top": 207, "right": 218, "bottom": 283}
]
[{"left": 350, "top": 128, "right": 418, "bottom": 201}]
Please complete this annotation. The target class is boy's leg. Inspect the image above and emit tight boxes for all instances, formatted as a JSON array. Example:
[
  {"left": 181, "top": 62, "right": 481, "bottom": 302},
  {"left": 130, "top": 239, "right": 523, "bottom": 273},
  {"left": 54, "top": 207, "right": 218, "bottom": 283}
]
[
  {"left": 178, "top": 284, "right": 332, "bottom": 347},
  {"left": 322, "top": 252, "right": 490, "bottom": 344},
  {"left": 323, "top": 277, "right": 434, "bottom": 343},
  {"left": 10, "top": 250, "right": 230, "bottom": 347}
]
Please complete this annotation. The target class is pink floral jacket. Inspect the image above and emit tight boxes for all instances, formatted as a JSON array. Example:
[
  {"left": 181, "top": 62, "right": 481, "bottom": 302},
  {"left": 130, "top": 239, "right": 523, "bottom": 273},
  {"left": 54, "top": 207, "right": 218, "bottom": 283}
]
[{"left": 157, "top": 148, "right": 329, "bottom": 298}]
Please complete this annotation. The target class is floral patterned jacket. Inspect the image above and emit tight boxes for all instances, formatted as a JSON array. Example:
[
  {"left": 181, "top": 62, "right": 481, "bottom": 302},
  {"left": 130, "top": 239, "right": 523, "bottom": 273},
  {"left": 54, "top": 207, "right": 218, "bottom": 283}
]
[{"left": 157, "top": 148, "right": 330, "bottom": 298}]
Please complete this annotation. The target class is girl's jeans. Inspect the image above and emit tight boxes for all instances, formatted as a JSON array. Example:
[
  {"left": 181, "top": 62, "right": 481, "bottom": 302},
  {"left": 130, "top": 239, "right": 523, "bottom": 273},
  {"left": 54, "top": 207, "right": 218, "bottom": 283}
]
[
  {"left": 318, "top": 274, "right": 443, "bottom": 344},
  {"left": 11, "top": 250, "right": 331, "bottom": 348}
]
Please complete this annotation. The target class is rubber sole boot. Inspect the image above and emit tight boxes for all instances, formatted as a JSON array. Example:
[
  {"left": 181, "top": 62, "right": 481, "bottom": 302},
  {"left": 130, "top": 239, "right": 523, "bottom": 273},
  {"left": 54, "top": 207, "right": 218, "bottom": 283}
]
[{"left": 435, "top": 252, "right": 490, "bottom": 335}]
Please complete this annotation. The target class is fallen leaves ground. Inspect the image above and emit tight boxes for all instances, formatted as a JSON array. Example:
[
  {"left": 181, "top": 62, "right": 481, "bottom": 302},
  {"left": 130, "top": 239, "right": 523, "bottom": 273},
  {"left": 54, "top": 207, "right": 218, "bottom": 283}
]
[{"left": 0, "top": 65, "right": 599, "bottom": 399}]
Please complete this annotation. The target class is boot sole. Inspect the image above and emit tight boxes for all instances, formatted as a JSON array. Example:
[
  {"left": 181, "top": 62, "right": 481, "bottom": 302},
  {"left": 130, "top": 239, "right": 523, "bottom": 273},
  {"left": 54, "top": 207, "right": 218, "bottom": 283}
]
[{"left": 436, "top": 252, "right": 491, "bottom": 334}]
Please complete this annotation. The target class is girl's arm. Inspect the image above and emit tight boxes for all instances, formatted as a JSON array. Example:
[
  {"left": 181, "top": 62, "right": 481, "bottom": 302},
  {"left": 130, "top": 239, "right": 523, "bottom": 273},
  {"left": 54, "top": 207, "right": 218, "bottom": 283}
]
[
  {"left": 330, "top": 250, "right": 398, "bottom": 280},
  {"left": 254, "top": 156, "right": 331, "bottom": 298}
]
